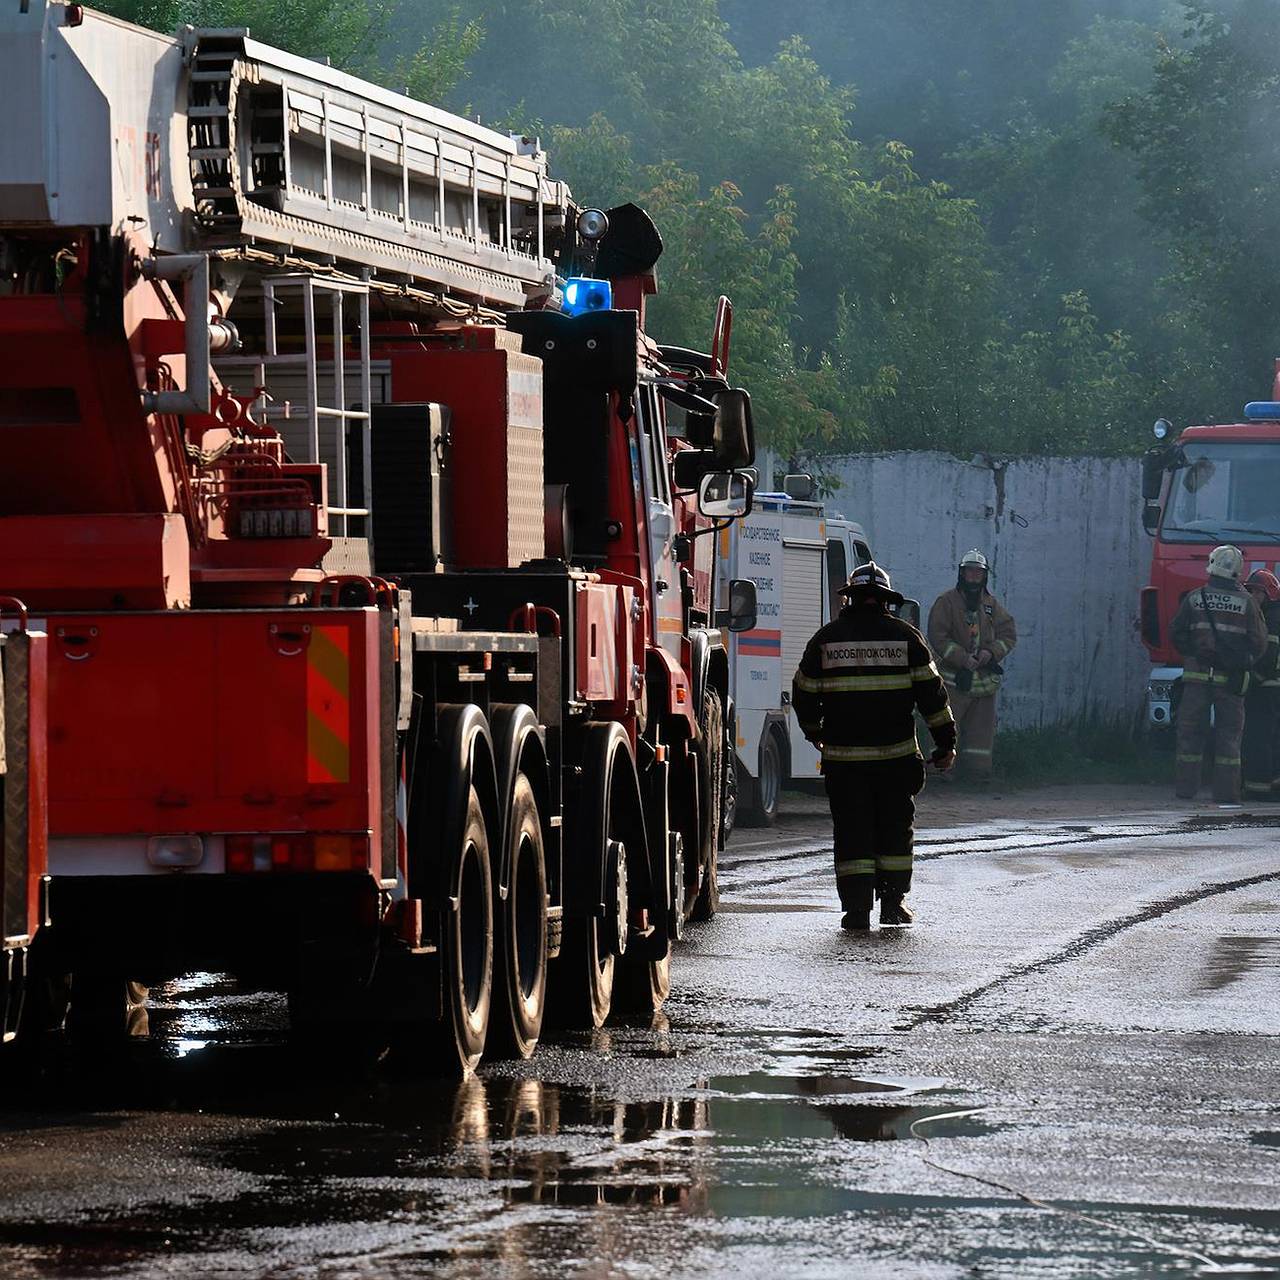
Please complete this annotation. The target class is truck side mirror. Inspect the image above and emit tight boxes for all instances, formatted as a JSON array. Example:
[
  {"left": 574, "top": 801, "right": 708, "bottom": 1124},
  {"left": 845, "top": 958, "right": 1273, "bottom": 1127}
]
[
  {"left": 783, "top": 473, "right": 815, "bottom": 500},
  {"left": 673, "top": 448, "right": 712, "bottom": 491},
  {"left": 1142, "top": 502, "right": 1161, "bottom": 536},
  {"left": 698, "top": 470, "right": 753, "bottom": 519},
  {"left": 717, "top": 578, "right": 757, "bottom": 633},
  {"left": 1141, "top": 450, "right": 1166, "bottom": 502},
  {"left": 711, "top": 388, "right": 755, "bottom": 468}
]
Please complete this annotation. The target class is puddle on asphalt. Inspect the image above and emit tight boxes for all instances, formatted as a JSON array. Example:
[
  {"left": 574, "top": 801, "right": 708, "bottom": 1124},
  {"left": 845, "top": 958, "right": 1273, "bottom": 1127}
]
[
  {"left": 2, "top": 994, "right": 1275, "bottom": 1278},
  {"left": 1196, "top": 936, "right": 1280, "bottom": 993}
]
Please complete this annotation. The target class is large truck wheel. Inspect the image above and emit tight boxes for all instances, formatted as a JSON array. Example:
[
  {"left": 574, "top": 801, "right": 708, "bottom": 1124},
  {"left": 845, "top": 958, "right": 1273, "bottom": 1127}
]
[
  {"left": 690, "top": 686, "right": 724, "bottom": 922},
  {"left": 721, "top": 745, "right": 738, "bottom": 841},
  {"left": 395, "top": 782, "right": 496, "bottom": 1076},
  {"left": 67, "top": 974, "right": 147, "bottom": 1040},
  {"left": 437, "top": 785, "right": 495, "bottom": 1075},
  {"left": 550, "top": 835, "right": 624, "bottom": 1030},
  {"left": 549, "top": 728, "right": 644, "bottom": 1030},
  {"left": 489, "top": 773, "right": 548, "bottom": 1059},
  {"left": 615, "top": 942, "right": 671, "bottom": 1020}
]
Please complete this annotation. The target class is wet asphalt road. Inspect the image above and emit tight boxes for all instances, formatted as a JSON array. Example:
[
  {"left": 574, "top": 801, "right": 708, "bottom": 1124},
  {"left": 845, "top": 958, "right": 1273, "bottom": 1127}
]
[{"left": 2, "top": 801, "right": 1279, "bottom": 1278}]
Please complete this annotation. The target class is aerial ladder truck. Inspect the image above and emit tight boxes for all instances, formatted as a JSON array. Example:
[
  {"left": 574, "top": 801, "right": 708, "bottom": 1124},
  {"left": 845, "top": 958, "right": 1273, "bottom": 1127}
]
[{"left": 0, "top": 1, "right": 757, "bottom": 1071}]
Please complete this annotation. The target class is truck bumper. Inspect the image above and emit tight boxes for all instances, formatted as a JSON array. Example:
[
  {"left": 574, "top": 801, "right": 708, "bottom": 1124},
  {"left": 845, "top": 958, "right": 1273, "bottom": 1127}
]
[
  {"left": 38, "top": 872, "right": 381, "bottom": 986},
  {"left": 1147, "top": 665, "right": 1182, "bottom": 729}
]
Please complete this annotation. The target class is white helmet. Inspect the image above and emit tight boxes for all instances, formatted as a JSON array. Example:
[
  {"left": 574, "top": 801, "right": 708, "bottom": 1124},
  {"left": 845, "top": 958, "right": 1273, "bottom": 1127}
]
[
  {"left": 959, "top": 548, "right": 989, "bottom": 570},
  {"left": 1208, "top": 544, "right": 1244, "bottom": 581}
]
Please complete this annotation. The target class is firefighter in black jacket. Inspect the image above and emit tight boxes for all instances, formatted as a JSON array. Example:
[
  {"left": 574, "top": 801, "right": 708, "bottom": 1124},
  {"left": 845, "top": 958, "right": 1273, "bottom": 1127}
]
[{"left": 793, "top": 562, "right": 957, "bottom": 931}]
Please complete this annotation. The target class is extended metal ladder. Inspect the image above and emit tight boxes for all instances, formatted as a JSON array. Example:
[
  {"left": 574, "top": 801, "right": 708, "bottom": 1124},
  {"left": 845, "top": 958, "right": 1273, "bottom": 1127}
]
[{"left": 185, "top": 29, "right": 570, "bottom": 311}]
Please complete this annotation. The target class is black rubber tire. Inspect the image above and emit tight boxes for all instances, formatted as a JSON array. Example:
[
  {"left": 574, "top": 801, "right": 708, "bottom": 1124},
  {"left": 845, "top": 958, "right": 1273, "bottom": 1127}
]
[
  {"left": 691, "top": 686, "right": 724, "bottom": 922},
  {"left": 615, "top": 941, "right": 672, "bottom": 1020},
  {"left": 721, "top": 741, "right": 738, "bottom": 842},
  {"left": 751, "top": 730, "right": 782, "bottom": 827},
  {"left": 552, "top": 913, "right": 614, "bottom": 1031},
  {"left": 436, "top": 785, "right": 495, "bottom": 1075},
  {"left": 67, "top": 974, "right": 145, "bottom": 1040},
  {"left": 383, "top": 785, "right": 497, "bottom": 1074},
  {"left": 489, "top": 774, "right": 548, "bottom": 1059}
]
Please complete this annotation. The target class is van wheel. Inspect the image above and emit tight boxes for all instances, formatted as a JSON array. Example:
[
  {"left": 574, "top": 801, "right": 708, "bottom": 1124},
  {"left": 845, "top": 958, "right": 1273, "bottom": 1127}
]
[
  {"left": 749, "top": 730, "right": 782, "bottom": 827},
  {"left": 490, "top": 774, "right": 548, "bottom": 1059}
]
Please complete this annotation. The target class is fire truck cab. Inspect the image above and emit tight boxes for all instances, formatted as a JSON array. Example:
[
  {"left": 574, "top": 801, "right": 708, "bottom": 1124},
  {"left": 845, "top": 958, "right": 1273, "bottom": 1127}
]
[{"left": 1139, "top": 364, "right": 1280, "bottom": 727}]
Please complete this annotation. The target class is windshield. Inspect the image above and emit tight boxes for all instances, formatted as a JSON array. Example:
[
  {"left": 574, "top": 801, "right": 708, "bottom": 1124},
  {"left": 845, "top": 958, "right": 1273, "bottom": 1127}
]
[{"left": 1160, "top": 441, "right": 1280, "bottom": 544}]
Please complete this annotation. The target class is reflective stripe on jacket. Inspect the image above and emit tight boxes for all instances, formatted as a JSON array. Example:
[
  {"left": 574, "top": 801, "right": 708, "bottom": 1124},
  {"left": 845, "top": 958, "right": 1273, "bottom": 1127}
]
[{"left": 792, "top": 606, "right": 957, "bottom": 764}]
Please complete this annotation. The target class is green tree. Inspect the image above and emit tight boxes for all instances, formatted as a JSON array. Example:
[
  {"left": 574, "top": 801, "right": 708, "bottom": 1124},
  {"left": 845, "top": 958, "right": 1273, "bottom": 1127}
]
[
  {"left": 95, "top": 0, "right": 480, "bottom": 100},
  {"left": 1107, "top": 0, "right": 1280, "bottom": 421}
]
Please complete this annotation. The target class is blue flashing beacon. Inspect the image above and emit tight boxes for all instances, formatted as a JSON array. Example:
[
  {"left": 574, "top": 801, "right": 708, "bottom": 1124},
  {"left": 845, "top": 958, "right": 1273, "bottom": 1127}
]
[{"left": 563, "top": 277, "right": 613, "bottom": 316}]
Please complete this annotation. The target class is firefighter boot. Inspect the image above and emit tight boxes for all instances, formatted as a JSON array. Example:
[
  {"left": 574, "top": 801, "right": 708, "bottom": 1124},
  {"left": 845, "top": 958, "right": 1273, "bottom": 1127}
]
[
  {"left": 841, "top": 911, "right": 871, "bottom": 932},
  {"left": 880, "top": 896, "right": 915, "bottom": 927}
]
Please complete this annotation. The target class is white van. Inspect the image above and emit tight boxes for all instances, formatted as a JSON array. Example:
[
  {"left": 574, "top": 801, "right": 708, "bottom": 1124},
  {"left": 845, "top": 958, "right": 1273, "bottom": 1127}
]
[{"left": 720, "top": 493, "right": 875, "bottom": 826}]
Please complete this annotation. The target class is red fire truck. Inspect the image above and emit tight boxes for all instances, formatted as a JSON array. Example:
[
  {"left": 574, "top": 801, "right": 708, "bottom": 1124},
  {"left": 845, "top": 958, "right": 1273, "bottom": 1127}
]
[
  {"left": 0, "top": 3, "right": 756, "bottom": 1072},
  {"left": 1140, "top": 362, "right": 1280, "bottom": 728}
]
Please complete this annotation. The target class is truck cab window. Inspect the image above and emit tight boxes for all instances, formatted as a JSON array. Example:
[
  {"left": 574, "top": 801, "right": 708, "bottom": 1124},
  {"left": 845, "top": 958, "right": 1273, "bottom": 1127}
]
[{"left": 827, "top": 538, "right": 847, "bottom": 616}]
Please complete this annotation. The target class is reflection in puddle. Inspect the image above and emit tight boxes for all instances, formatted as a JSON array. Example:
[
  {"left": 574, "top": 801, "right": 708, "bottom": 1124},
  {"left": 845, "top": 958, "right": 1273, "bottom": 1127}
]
[{"left": 1196, "top": 936, "right": 1280, "bottom": 993}]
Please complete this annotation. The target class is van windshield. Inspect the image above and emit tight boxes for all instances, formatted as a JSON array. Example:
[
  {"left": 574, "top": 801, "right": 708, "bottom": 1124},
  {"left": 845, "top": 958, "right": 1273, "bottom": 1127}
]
[{"left": 1161, "top": 441, "right": 1280, "bottom": 544}]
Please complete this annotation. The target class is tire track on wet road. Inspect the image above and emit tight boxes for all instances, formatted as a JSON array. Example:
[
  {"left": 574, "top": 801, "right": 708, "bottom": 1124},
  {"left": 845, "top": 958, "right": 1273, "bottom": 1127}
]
[
  {"left": 721, "top": 815, "right": 1280, "bottom": 895},
  {"left": 906, "top": 867, "right": 1280, "bottom": 1029}
]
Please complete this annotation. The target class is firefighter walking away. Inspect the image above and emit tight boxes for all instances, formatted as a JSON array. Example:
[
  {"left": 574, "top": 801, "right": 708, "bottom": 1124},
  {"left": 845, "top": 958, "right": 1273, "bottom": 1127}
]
[
  {"left": 1172, "top": 545, "right": 1268, "bottom": 805},
  {"left": 793, "top": 563, "right": 956, "bottom": 931},
  {"left": 928, "top": 549, "right": 1016, "bottom": 781}
]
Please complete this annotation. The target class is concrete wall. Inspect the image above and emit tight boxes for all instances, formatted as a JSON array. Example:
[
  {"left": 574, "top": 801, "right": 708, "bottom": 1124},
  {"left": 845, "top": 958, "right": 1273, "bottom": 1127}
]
[{"left": 823, "top": 451, "right": 1150, "bottom": 730}]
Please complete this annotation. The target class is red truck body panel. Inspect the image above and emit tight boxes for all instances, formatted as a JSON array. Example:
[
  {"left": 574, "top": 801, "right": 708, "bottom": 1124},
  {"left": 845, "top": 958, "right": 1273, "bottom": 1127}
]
[{"left": 45, "top": 610, "right": 383, "bottom": 857}]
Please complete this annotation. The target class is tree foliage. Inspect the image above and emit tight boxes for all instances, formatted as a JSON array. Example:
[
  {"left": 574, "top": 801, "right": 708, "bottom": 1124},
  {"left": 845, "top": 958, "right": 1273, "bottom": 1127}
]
[{"left": 103, "top": 0, "right": 1275, "bottom": 468}]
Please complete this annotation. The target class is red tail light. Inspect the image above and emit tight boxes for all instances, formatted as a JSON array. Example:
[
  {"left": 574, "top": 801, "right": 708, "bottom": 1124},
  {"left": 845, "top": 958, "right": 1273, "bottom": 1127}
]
[{"left": 225, "top": 832, "right": 370, "bottom": 872}]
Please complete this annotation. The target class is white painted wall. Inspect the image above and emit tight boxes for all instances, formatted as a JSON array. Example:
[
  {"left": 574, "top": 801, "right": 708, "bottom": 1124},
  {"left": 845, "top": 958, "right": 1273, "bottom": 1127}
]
[{"left": 823, "top": 451, "right": 1150, "bottom": 730}]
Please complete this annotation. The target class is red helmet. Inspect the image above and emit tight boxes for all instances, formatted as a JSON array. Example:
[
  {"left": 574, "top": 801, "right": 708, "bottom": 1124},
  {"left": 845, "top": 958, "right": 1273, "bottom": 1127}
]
[{"left": 1246, "top": 569, "right": 1280, "bottom": 601}]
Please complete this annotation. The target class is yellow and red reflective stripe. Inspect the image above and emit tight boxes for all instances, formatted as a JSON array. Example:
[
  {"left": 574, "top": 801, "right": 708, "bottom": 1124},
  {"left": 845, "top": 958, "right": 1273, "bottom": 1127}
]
[
  {"left": 822, "top": 738, "right": 918, "bottom": 762},
  {"left": 307, "top": 624, "right": 351, "bottom": 784}
]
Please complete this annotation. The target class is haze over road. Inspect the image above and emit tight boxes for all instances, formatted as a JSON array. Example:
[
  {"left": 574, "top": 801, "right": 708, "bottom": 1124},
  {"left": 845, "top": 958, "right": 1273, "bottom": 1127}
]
[{"left": 2, "top": 792, "right": 1277, "bottom": 1278}]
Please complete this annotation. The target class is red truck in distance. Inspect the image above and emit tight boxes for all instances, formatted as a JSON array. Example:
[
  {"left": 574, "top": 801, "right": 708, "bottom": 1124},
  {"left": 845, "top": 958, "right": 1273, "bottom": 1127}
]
[{"left": 1140, "top": 361, "right": 1280, "bottom": 727}]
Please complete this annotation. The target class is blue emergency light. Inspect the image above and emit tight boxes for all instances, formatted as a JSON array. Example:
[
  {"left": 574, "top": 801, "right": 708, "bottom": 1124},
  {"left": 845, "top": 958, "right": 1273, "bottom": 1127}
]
[
  {"left": 563, "top": 276, "right": 612, "bottom": 316},
  {"left": 1244, "top": 402, "right": 1280, "bottom": 420}
]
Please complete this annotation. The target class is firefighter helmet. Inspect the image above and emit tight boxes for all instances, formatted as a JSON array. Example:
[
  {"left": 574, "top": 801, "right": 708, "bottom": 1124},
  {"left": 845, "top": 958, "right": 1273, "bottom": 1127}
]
[
  {"left": 1208, "top": 544, "right": 1245, "bottom": 582},
  {"left": 1246, "top": 568, "right": 1280, "bottom": 601},
  {"left": 840, "top": 561, "right": 904, "bottom": 605},
  {"left": 957, "top": 547, "right": 990, "bottom": 597}
]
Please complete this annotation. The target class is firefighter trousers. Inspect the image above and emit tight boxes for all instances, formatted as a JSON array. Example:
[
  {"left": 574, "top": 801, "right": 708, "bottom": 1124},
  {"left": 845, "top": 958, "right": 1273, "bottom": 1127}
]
[
  {"left": 823, "top": 757, "right": 927, "bottom": 914},
  {"left": 1176, "top": 678, "right": 1245, "bottom": 802},
  {"left": 947, "top": 690, "right": 997, "bottom": 778},
  {"left": 1242, "top": 684, "right": 1280, "bottom": 797}
]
